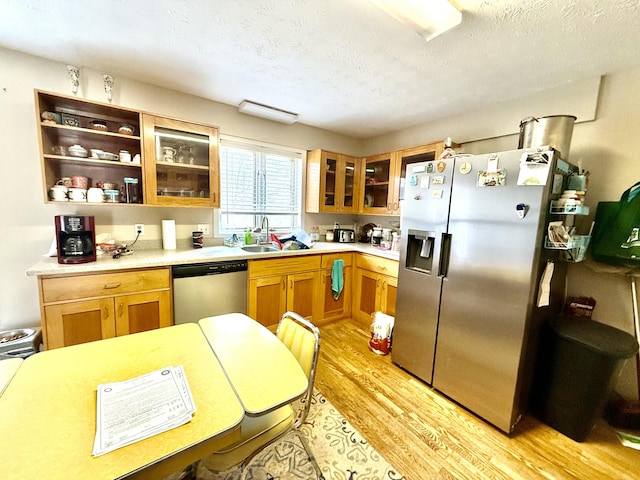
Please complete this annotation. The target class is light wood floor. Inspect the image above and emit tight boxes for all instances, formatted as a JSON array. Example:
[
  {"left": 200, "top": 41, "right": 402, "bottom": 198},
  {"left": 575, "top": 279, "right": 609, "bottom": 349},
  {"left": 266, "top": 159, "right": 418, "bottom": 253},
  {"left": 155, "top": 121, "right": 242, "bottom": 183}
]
[{"left": 314, "top": 319, "right": 639, "bottom": 480}]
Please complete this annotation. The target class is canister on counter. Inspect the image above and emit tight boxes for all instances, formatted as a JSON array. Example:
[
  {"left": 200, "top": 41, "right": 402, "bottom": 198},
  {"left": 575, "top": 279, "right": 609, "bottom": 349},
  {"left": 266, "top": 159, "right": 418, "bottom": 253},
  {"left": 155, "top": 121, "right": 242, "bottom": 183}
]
[{"left": 371, "top": 227, "right": 382, "bottom": 245}]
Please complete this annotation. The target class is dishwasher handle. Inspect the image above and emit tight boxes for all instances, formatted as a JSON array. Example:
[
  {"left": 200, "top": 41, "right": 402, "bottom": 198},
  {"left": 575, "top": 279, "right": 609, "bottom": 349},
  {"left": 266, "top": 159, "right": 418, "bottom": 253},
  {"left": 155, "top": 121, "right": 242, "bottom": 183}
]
[{"left": 172, "top": 260, "right": 248, "bottom": 278}]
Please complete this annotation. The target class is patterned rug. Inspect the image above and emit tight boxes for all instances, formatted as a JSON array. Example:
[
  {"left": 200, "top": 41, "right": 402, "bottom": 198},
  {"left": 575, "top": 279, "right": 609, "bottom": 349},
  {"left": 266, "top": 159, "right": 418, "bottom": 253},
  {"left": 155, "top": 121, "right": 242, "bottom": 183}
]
[{"left": 194, "top": 389, "right": 404, "bottom": 480}]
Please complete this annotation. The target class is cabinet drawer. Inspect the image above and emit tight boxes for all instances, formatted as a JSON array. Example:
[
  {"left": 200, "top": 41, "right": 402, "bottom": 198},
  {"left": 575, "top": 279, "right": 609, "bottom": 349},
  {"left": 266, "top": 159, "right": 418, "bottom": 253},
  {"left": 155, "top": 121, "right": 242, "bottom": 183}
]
[
  {"left": 41, "top": 268, "right": 170, "bottom": 303},
  {"left": 356, "top": 254, "right": 399, "bottom": 277},
  {"left": 249, "top": 255, "right": 321, "bottom": 278},
  {"left": 321, "top": 252, "right": 353, "bottom": 269}
]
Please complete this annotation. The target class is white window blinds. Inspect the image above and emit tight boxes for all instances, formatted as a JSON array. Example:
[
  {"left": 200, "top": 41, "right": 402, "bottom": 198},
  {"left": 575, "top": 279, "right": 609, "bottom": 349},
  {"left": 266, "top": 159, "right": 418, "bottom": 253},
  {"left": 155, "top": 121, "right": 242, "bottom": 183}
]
[{"left": 219, "top": 136, "right": 303, "bottom": 234}]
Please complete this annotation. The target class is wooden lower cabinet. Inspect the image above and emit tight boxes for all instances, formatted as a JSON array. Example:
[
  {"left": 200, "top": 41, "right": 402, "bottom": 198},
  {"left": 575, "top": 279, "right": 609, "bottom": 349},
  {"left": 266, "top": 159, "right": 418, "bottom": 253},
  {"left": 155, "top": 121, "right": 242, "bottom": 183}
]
[
  {"left": 248, "top": 252, "right": 395, "bottom": 328},
  {"left": 248, "top": 256, "right": 322, "bottom": 328},
  {"left": 39, "top": 268, "right": 172, "bottom": 349},
  {"left": 353, "top": 254, "right": 398, "bottom": 326},
  {"left": 320, "top": 253, "right": 352, "bottom": 322}
]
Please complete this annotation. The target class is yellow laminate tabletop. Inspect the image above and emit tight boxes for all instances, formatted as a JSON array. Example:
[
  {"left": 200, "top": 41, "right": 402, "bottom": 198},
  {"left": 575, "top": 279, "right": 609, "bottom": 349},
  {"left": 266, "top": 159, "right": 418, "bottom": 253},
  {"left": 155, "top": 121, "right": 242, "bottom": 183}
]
[
  {"left": 0, "top": 323, "right": 244, "bottom": 480},
  {"left": 0, "top": 357, "right": 22, "bottom": 396},
  {"left": 198, "top": 313, "right": 308, "bottom": 416}
]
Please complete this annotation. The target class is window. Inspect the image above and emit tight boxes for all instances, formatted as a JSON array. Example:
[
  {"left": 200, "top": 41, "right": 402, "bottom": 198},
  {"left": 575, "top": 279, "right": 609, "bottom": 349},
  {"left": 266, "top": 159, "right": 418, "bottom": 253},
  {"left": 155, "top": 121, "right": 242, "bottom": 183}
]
[{"left": 218, "top": 136, "right": 304, "bottom": 236}]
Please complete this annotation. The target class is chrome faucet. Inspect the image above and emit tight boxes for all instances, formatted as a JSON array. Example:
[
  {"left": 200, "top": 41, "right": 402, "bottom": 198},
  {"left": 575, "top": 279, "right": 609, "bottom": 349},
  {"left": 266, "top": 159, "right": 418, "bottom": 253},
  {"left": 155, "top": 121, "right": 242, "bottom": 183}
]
[{"left": 260, "top": 216, "right": 269, "bottom": 244}]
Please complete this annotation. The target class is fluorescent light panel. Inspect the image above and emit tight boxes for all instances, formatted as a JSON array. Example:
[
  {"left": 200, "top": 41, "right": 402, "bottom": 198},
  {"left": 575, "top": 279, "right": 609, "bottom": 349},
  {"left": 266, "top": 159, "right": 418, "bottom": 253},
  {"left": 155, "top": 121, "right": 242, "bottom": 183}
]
[
  {"left": 238, "top": 100, "right": 299, "bottom": 124},
  {"left": 371, "top": 0, "right": 462, "bottom": 41}
]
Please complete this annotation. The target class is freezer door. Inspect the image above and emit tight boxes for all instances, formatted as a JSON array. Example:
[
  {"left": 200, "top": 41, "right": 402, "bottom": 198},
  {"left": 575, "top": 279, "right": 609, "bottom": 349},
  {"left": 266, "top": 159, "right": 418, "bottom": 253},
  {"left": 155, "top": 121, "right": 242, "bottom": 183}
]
[
  {"left": 432, "top": 149, "right": 553, "bottom": 432},
  {"left": 393, "top": 160, "right": 453, "bottom": 384}
]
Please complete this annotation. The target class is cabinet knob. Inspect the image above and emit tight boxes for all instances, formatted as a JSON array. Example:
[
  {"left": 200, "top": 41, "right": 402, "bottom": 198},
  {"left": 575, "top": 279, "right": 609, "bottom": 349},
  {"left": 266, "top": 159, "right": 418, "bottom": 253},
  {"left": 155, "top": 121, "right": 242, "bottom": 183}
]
[{"left": 104, "top": 283, "right": 121, "bottom": 289}]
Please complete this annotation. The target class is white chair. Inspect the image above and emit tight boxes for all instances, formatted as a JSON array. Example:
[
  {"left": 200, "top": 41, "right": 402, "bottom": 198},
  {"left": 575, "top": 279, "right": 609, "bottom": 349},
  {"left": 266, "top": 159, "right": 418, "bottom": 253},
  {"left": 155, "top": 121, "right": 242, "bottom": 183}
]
[{"left": 198, "top": 311, "right": 321, "bottom": 474}]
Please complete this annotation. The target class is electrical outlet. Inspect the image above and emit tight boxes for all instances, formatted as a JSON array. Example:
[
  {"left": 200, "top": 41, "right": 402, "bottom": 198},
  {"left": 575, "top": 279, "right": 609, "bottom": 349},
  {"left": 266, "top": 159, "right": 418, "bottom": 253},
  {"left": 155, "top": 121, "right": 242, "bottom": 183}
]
[
  {"left": 197, "top": 224, "right": 211, "bottom": 236},
  {"left": 134, "top": 223, "right": 144, "bottom": 236}
]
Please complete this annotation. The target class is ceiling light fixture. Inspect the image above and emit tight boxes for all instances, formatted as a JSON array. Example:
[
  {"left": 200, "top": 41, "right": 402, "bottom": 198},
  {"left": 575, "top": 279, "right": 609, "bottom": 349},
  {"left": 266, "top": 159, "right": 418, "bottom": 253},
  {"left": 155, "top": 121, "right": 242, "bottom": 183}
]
[
  {"left": 238, "top": 100, "right": 299, "bottom": 124},
  {"left": 370, "top": 0, "right": 462, "bottom": 41}
]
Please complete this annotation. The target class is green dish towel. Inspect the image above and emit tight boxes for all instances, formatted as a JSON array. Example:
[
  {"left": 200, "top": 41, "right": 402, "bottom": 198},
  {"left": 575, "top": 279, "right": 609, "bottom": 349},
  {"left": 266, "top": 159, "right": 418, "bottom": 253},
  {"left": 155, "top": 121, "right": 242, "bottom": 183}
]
[{"left": 331, "top": 259, "right": 344, "bottom": 300}]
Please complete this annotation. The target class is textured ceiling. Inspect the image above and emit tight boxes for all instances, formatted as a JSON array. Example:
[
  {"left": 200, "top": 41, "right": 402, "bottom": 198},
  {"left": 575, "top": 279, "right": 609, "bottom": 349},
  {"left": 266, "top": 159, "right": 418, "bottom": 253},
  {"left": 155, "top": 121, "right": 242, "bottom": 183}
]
[{"left": 1, "top": 0, "right": 640, "bottom": 138}]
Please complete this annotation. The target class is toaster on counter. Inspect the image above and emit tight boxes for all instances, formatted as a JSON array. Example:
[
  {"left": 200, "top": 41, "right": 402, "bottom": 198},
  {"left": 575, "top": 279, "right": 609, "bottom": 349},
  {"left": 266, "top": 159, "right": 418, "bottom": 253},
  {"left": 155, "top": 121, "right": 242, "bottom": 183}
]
[{"left": 334, "top": 228, "right": 355, "bottom": 243}]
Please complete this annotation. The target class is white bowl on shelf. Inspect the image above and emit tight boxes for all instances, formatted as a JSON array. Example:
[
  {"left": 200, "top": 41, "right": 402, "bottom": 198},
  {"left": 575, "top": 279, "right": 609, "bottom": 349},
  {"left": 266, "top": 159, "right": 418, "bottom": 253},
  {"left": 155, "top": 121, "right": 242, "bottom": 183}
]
[{"left": 68, "top": 144, "right": 88, "bottom": 158}]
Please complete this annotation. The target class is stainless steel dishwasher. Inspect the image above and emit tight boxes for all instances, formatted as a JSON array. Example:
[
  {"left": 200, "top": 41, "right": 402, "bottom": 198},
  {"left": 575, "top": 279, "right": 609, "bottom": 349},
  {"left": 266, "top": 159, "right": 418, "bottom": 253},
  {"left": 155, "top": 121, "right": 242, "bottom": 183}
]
[{"left": 172, "top": 260, "right": 248, "bottom": 324}]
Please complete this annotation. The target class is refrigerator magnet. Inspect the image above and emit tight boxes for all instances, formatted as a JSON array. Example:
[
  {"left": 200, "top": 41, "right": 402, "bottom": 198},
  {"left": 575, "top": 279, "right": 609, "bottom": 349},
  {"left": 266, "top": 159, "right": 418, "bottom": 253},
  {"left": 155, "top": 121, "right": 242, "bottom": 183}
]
[
  {"left": 477, "top": 169, "right": 506, "bottom": 187},
  {"left": 459, "top": 162, "right": 472, "bottom": 175},
  {"left": 437, "top": 161, "right": 446, "bottom": 172}
]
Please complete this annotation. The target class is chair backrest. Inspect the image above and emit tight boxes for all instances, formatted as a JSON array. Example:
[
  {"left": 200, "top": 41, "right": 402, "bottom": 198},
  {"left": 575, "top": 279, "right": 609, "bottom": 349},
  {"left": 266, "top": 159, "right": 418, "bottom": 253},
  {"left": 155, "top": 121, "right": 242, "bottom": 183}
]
[{"left": 275, "top": 311, "right": 320, "bottom": 428}]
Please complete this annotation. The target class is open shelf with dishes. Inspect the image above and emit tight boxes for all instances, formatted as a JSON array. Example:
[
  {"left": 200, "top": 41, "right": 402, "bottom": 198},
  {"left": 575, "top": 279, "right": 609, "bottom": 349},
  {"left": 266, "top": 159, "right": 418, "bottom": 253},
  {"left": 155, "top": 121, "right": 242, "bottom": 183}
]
[{"left": 36, "top": 90, "right": 143, "bottom": 205}]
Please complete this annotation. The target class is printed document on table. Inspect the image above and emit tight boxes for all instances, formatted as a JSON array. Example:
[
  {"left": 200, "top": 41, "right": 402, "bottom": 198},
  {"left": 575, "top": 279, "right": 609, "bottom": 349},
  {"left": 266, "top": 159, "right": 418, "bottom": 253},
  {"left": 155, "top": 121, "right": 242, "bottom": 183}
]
[{"left": 93, "top": 365, "right": 196, "bottom": 457}]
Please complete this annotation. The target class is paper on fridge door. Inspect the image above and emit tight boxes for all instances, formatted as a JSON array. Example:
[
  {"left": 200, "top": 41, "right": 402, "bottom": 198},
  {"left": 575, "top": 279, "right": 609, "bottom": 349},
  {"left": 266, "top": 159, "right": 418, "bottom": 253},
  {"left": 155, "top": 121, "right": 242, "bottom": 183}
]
[{"left": 537, "top": 261, "right": 554, "bottom": 307}]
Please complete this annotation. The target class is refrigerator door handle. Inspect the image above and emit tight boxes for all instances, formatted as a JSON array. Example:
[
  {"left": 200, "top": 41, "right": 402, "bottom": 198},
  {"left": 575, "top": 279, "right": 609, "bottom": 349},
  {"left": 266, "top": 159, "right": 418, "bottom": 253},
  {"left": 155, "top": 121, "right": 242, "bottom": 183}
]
[{"left": 438, "top": 233, "right": 452, "bottom": 278}]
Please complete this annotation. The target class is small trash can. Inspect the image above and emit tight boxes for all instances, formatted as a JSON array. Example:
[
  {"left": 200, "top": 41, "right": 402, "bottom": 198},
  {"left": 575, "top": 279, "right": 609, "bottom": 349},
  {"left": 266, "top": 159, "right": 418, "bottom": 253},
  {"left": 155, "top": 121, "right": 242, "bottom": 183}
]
[{"left": 531, "top": 315, "right": 638, "bottom": 441}]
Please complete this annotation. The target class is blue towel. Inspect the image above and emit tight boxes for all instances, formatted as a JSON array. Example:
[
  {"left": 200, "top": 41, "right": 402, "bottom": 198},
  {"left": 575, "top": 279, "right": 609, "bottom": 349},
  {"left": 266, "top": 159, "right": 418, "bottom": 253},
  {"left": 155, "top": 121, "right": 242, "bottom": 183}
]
[{"left": 331, "top": 259, "right": 344, "bottom": 300}]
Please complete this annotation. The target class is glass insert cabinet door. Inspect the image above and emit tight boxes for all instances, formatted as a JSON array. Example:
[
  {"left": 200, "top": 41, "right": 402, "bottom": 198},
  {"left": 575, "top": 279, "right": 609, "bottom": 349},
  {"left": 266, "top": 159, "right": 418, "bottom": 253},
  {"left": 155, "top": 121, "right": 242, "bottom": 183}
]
[
  {"left": 340, "top": 155, "right": 359, "bottom": 213},
  {"left": 323, "top": 153, "right": 338, "bottom": 210},
  {"left": 142, "top": 115, "right": 220, "bottom": 207},
  {"left": 321, "top": 153, "right": 360, "bottom": 213}
]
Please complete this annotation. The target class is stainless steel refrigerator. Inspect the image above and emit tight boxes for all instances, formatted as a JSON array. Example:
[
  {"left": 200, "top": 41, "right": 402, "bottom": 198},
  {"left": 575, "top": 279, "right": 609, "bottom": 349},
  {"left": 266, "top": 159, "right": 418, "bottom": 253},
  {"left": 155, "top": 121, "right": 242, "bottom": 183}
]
[{"left": 392, "top": 148, "right": 573, "bottom": 433}]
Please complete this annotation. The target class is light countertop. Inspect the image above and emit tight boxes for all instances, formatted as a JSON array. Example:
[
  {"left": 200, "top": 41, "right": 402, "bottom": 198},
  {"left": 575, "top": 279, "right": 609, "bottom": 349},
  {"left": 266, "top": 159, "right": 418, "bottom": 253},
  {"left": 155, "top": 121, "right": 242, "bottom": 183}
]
[{"left": 26, "top": 242, "right": 399, "bottom": 277}]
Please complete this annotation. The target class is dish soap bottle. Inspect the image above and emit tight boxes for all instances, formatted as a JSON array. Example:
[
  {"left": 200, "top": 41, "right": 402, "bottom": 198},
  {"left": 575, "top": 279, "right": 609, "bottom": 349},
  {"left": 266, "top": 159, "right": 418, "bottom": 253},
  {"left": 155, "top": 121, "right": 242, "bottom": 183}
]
[
  {"left": 244, "top": 228, "right": 252, "bottom": 245},
  {"left": 439, "top": 137, "right": 456, "bottom": 159}
]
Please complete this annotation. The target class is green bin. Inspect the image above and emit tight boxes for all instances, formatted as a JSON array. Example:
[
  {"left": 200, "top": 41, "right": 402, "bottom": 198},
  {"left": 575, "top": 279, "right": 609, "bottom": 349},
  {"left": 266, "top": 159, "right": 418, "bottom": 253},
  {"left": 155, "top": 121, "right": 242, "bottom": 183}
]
[{"left": 531, "top": 315, "right": 638, "bottom": 441}]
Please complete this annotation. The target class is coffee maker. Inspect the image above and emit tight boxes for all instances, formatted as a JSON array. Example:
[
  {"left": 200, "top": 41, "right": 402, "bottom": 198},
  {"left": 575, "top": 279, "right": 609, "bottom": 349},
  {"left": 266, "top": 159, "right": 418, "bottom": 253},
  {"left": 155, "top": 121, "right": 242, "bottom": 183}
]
[{"left": 55, "top": 215, "right": 96, "bottom": 264}]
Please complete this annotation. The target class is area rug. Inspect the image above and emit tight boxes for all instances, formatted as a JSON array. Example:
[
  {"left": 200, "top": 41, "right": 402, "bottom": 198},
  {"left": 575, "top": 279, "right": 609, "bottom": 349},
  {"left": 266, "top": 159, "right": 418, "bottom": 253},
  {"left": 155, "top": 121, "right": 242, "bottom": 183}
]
[{"left": 195, "top": 388, "right": 405, "bottom": 480}]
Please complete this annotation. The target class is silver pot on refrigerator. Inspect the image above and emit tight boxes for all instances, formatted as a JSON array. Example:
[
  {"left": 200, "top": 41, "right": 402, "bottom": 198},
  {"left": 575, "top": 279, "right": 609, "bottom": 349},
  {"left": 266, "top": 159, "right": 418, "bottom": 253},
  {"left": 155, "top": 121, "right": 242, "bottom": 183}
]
[{"left": 518, "top": 115, "right": 576, "bottom": 160}]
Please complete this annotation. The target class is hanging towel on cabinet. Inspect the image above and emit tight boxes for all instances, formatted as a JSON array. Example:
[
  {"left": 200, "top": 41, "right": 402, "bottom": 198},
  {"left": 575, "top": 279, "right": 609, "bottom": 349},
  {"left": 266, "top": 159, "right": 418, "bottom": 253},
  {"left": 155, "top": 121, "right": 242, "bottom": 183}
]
[{"left": 331, "top": 259, "right": 344, "bottom": 300}]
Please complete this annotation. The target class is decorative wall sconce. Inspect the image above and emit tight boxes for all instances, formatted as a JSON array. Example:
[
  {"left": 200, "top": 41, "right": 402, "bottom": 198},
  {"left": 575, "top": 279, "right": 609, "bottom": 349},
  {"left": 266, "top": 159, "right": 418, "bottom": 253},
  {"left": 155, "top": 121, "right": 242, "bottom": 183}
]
[
  {"left": 66, "top": 65, "right": 79, "bottom": 95},
  {"left": 103, "top": 74, "right": 114, "bottom": 103}
]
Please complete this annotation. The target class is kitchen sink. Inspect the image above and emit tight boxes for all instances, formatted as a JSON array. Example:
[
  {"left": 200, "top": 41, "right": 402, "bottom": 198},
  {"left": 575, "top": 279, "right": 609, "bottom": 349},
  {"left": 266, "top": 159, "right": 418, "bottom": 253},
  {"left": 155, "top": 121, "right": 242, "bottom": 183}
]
[{"left": 241, "top": 245, "right": 280, "bottom": 253}]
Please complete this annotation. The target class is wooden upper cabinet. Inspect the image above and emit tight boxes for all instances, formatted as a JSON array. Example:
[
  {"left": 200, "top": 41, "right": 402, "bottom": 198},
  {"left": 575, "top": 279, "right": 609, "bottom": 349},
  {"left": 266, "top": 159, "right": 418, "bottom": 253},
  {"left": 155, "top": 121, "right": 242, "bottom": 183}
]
[
  {"left": 361, "top": 152, "right": 395, "bottom": 214},
  {"left": 361, "top": 140, "right": 457, "bottom": 215},
  {"left": 35, "top": 90, "right": 143, "bottom": 205},
  {"left": 141, "top": 114, "right": 220, "bottom": 207},
  {"left": 306, "top": 149, "right": 361, "bottom": 214},
  {"left": 35, "top": 90, "right": 221, "bottom": 208}
]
